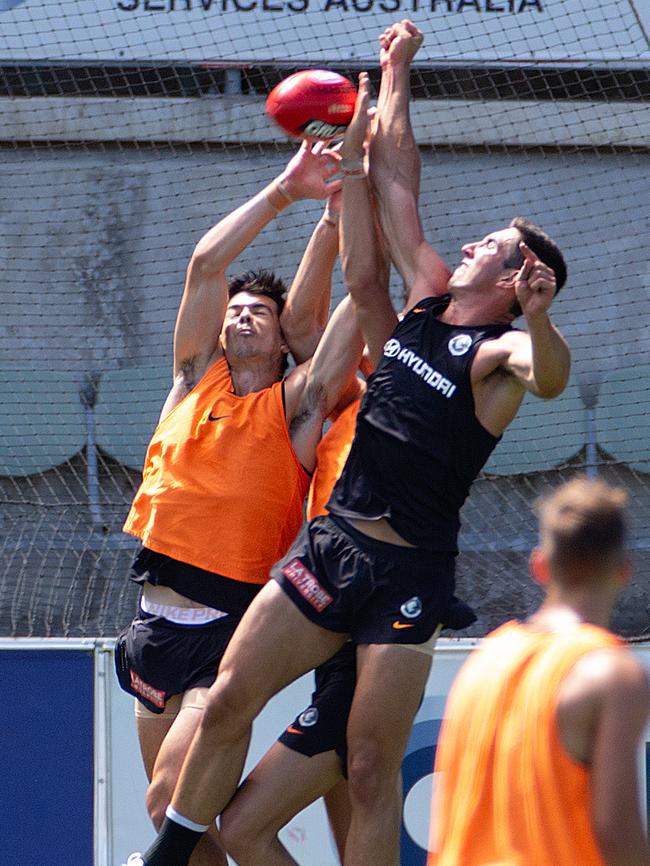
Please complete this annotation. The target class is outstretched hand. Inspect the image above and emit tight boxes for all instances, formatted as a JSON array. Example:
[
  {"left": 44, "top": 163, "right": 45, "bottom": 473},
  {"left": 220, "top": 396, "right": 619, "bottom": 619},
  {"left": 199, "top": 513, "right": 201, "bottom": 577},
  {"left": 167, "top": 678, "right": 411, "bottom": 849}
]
[
  {"left": 341, "top": 71, "right": 372, "bottom": 163},
  {"left": 515, "top": 242, "right": 557, "bottom": 319},
  {"left": 281, "top": 140, "right": 342, "bottom": 201},
  {"left": 379, "top": 19, "right": 423, "bottom": 68}
]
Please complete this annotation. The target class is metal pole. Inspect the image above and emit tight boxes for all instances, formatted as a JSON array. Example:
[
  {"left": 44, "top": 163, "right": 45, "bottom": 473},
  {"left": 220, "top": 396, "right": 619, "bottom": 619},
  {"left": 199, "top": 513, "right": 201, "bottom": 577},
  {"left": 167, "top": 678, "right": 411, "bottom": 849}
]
[
  {"left": 223, "top": 68, "right": 242, "bottom": 95},
  {"left": 584, "top": 406, "right": 598, "bottom": 479}
]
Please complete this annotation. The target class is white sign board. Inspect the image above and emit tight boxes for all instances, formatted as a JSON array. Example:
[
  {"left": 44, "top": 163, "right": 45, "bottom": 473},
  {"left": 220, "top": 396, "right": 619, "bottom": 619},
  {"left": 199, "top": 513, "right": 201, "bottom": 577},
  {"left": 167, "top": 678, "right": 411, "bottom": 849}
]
[{"left": 0, "top": 0, "right": 650, "bottom": 63}]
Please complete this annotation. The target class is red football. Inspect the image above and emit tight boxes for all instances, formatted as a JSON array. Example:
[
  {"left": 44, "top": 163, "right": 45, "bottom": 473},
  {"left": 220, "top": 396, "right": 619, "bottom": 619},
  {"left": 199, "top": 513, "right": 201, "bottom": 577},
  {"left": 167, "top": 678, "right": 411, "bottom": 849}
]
[{"left": 266, "top": 70, "right": 357, "bottom": 140}]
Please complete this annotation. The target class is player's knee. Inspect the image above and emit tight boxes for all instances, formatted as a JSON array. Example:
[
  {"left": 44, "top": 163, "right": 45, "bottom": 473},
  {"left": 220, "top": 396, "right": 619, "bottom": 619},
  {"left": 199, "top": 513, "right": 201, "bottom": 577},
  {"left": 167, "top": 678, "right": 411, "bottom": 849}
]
[
  {"left": 347, "top": 736, "right": 392, "bottom": 807},
  {"left": 220, "top": 806, "right": 267, "bottom": 865},
  {"left": 201, "top": 670, "right": 255, "bottom": 737}
]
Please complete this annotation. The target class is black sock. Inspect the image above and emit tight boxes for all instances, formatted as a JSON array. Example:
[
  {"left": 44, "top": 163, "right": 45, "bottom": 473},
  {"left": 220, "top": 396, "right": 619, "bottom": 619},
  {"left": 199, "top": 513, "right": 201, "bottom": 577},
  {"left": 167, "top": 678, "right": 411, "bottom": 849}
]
[{"left": 142, "top": 815, "right": 206, "bottom": 866}]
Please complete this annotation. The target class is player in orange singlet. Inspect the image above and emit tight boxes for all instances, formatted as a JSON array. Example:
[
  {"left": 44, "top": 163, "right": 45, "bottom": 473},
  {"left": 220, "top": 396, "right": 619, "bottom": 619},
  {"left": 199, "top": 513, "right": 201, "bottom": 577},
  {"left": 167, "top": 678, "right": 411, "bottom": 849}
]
[
  {"left": 115, "top": 141, "right": 369, "bottom": 866},
  {"left": 430, "top": 477, "right": 650, "bottom": 866}
]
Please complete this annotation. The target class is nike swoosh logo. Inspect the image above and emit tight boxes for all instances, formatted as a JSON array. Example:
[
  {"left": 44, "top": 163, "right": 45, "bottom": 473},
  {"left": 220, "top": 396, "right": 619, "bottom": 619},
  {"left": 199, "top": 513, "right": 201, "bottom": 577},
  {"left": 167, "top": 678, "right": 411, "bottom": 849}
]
[
  {"left": 392, "top": 621, "right": 415, "bottom": 630},
  {"left": 286, "top": 725, "right": 304, "bottom": 735},
  {"left": 208, "top": 413, "right": 232, "bottom": 422}
]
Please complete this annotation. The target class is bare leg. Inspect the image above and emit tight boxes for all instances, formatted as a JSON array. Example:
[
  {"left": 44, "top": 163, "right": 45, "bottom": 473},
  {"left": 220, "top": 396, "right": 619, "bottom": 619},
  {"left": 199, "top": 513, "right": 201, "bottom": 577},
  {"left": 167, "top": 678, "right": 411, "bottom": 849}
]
[
  {"left": 324, "top": 779, "right": 351, "bottom": 862},
  {"left": 137, "top": 700, "right": 227, "bottom": 866},
  {"left": 344, "top": 644, "right": 432, "bottom": 866},
  {"left": 171, "top": 581, "right": 347, "bottom": 826},
  {"left": 221, "top": 742, "right": 345, "bottom": 866},
  {"left": 136, "top": 701, "right": 175, "bottom": 781}
]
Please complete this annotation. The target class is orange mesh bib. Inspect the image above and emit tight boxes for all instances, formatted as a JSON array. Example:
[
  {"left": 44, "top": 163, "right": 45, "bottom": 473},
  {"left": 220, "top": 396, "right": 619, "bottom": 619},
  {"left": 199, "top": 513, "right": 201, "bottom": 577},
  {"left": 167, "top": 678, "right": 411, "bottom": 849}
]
[
  {"left": 430, "top": 621, "right": 622, "bottom": 866},
  {"left": 124, "top": 358, "right": 309, "bottom": 584}
]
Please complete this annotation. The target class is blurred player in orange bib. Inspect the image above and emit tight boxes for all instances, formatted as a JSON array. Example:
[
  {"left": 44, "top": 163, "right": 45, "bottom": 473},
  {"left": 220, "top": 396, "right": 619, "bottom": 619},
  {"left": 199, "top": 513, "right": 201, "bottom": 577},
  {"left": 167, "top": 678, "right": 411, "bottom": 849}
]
[{"left": 429, "top": 477, "right": 650, "bottom": 866}]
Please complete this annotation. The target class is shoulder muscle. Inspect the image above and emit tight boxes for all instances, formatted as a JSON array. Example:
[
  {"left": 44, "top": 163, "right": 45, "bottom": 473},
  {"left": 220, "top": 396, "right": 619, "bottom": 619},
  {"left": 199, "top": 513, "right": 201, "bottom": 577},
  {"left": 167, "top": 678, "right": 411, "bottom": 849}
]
[{"left": 557, "top": 647, "right": 650, "bottom": 765}]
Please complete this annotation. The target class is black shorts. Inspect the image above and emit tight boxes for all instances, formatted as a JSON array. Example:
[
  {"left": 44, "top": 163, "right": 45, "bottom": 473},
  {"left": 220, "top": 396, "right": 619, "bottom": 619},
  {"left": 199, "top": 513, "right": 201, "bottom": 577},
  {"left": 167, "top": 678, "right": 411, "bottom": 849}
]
[
  {"left": 114, "top": 610, "right": 241, "bottom": 714},
  {"left": 272, "top": 515, "right": 456, "bottom": 646},
  {"left": 278, "top": 642, "right": 356, "bottom": 777}
]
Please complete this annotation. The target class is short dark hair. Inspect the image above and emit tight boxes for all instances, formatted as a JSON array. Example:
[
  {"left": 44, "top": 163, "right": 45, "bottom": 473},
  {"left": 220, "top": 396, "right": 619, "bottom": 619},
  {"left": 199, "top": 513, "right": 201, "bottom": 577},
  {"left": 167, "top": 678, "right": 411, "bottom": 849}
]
[
  {"left": 227, "top": 269, "right": 288, "bottom": 316},
  {"left": 504, "top": 217, "right": 567, "bottom": 318}
]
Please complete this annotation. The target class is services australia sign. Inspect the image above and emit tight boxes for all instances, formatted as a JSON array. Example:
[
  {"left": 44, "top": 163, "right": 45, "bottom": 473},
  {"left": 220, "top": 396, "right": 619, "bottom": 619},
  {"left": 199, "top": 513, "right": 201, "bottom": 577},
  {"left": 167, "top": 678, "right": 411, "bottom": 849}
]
[{"left": 0, "top": 0, "right": 649, "bottom": 63}]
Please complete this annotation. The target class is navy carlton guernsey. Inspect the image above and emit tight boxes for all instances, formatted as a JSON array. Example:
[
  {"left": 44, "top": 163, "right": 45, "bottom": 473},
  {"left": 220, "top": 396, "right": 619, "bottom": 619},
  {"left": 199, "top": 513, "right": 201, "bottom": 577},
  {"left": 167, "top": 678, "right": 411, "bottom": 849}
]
[{"left": 327, "top": 295, "right": 513, "bottom": 552}]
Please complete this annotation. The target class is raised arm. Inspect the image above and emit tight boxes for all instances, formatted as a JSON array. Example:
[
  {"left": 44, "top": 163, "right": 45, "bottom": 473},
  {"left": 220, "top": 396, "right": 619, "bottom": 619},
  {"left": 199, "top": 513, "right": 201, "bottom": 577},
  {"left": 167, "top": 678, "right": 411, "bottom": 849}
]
[
  {"left": 369, "top": 20, "right": 450, "bottom": 304},
  {"left": 280, "top": 187, "right": 341, "bottom": 365},
  {"left": 340, "top": 72, "right": 396, "bottom": 368},
  {"left": 504, "top": 242, "right": 570, "bottom": 398},
  {"left": 173, "top": 142, "right": 341, "bottom": 391},
  {"left": 285, "top": 295, "right": 365, "bottom": 472}
]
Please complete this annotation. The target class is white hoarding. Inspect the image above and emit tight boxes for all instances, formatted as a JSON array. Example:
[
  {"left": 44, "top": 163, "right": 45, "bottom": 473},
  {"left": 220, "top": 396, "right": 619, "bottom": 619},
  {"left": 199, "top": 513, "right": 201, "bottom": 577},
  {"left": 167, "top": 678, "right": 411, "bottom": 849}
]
[
  {"left": 106, "top": 640, "right": 650, "bottom": 866},
  {"left": 0, "top": 0, "right": 649, "bottom": 64}
]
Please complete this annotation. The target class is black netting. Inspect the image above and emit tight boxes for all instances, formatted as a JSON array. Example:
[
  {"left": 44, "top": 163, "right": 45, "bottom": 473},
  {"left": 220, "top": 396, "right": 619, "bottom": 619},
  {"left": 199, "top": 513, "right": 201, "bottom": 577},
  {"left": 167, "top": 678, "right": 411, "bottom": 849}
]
[{"left": 0, "top": 3, "right": 648, "bottom": 638}]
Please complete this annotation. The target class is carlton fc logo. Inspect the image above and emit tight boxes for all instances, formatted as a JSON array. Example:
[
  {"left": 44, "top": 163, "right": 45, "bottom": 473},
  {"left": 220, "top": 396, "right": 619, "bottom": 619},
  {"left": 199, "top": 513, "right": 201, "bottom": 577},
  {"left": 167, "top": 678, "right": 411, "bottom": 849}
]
[
  {"left": 400, "top": 597, "right": 423, "bottom": 619},
  {"left": 298, "top": 706, "right": 319, "bottom": 727},
  {"left": 448, "top": 334, "right": 473, "bottom": 356}
]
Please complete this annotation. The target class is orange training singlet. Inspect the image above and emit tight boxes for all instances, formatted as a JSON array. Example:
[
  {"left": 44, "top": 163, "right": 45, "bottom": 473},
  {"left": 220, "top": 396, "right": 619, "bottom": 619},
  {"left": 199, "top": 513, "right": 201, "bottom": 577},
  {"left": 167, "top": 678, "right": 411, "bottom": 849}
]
[
  {"left": 123, "top": 357, "right": 310, "bottom": 584},
  {"left": 429, "top": 620, "right": 623, "bottom": 866},
  {"left": 306, "top": 399, "right": 360, "bottom": 521}
]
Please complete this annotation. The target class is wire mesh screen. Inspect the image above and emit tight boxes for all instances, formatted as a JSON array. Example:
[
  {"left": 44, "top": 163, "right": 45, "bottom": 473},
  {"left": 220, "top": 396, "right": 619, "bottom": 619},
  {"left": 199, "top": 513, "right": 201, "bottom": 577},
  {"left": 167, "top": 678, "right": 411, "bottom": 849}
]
[{"left": 0, "top": 1, "right": 648, "bottom": 639}]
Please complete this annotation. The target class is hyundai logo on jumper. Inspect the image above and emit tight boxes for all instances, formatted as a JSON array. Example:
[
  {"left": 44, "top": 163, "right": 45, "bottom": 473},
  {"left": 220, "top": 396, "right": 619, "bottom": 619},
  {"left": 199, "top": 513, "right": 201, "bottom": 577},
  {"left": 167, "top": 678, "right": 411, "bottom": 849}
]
[
  {"left": 0, "top": 0, "right": 27, "bottom": 10},
  {"left": 383, "top": 339, "right": 457, "bottom": 398}
]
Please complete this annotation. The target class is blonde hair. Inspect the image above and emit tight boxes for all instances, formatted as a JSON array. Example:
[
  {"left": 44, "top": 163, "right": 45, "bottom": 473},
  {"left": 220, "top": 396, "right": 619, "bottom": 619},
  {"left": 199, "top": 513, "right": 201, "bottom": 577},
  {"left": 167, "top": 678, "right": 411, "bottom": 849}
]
[{"left": 535, "top": 476, "right": 628, "bottom": 579}]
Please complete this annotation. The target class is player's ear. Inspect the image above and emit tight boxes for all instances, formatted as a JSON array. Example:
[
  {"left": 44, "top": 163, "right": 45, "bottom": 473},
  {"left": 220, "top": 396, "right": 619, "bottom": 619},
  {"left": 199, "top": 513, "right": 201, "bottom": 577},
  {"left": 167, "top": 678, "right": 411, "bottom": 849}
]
[
  {"left": 497, "top": 269, "right": 518, "bottom": 289},
  {"left": 529, "top": 547, "right": 550, "bottom": 586}
]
